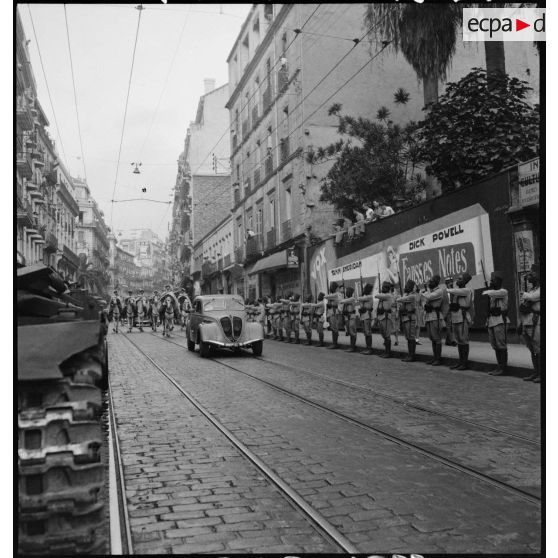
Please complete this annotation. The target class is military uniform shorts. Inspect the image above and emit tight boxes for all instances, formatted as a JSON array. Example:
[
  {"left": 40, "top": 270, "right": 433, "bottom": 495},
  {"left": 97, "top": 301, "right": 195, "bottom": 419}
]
[
  {"left": 426, "top": 320, "right": 443, "bottom": 342},
  {"left": 329, "top": 314, "right": 340, "bottom": 332},
  {"left": 316, "top": 320, "right": 324, "bottom": 335},
  {"left": 452, "top": 321, "right": 470, "bottom": 345},
  {"left": 345, "top": 315, "right": 357, "bottom": 336},
  {"left": 523, "top": 324, "right": 540, "bottom": 354},
  {"left": 402, "top": 318, "right": 418, "bottom": 341},
  {"left": 301, "top": 318, "right": 311, "bottom": 334},
  {"left": 362, "top": 318, "right": 372, "bottom": 336},
  {"left": 378, "top": 318, "right": 394, "bottom": 339},
  {"left": 488, "top": 323, "right": 507, "bottom": 350}
]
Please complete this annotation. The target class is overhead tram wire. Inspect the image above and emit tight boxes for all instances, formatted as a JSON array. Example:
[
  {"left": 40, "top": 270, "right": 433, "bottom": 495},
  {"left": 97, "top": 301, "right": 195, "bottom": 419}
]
[
  {"left": 192, "top": 16, "right": 391, "bottom": 209},
  {"left": 63, "top": 4, "right": 88, "bottom": 181},
  {"left": 27, "top": 4, "right": 67, "bottom": 164},
  {"left": 109, "top": 4, "right": 144, "bottom": 228},
  {"left": 188, "top": 4, "right": 323, "bottom": 178},
  {"left": 137, "top": 5, "right": 192, "bottom": 161}
]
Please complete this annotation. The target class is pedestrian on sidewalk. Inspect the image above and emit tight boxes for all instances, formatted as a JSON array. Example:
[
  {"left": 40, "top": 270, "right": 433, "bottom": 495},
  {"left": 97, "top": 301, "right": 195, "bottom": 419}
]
[
  {"left": 325, "top": 282, "right": 343, "bottom": 349},
  {"left": 446, "top": 273, "right": 475, "bottom": 370},
  {"left": 313, "top": 292, "right": 327, "bottom": 346},
  {"left": 396, "top": 279, "right": 421, "bottom": 362},
  {"left": 483, "top": 271, "right": 509, "bottom": 376},
  {"left": 340, "top": 286, "right": 358, "bottom": 352},
  {"left": 519, "top": 264, "right": 541, "bottom": 383},
  {"left": 357, "top": 283, "right": 375, "bottom": 355},
  {"left": 420, "top": 276, "right": 448, "bottom": 366},
  {"left": 375, "top": 281, "right": 396, "bottom": 358},
  {"left": 301, "top": 294, "right": 314, "bottom": 345},
  {"left": 290, "top": 293, "right": 302, "bottom": 344}
]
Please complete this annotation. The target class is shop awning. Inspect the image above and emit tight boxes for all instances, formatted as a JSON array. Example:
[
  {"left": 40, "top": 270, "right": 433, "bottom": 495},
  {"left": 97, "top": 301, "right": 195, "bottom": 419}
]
[{"left": 248, "top": 250, "right": 287, "bottom": 275}]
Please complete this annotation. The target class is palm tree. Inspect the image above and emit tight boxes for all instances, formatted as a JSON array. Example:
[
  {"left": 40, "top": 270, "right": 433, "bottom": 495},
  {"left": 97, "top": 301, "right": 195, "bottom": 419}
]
[{"left": 365, "top": 4, "right": 461, "bottom": 106}]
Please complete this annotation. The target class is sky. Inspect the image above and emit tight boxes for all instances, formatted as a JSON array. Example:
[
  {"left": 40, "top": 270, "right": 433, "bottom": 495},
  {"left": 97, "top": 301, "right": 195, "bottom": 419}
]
[{"left": 18, "top": 2, "right": 252, "bottom": 241}]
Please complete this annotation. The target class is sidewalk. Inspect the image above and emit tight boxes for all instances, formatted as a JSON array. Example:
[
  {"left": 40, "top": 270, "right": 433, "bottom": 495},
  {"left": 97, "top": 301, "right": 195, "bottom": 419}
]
[{"left": 266, "top": 327, "right": 534, "bottom": 377}]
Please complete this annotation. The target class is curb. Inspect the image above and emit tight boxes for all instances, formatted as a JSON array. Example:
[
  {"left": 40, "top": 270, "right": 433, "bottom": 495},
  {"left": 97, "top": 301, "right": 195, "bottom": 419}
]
[{"left": 264, "top": 334, "right": 533, "bottom": 379}]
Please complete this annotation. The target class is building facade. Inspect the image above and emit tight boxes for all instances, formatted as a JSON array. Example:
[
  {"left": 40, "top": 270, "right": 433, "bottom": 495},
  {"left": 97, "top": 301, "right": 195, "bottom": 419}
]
[
  {"left": 226, "top": 3, "right": 540, "bottom": 300},
  {"left": 168, "top": 80, "right": 232, "bottom": 289}
]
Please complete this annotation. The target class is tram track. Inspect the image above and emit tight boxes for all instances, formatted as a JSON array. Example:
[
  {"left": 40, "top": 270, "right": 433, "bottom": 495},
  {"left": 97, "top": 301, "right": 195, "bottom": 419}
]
[
  {"left": 120, "top": 332, "right": 359, "bottom": 553},
  {"left": 152, "top": 332, "right": 541, "bottom": 506}
]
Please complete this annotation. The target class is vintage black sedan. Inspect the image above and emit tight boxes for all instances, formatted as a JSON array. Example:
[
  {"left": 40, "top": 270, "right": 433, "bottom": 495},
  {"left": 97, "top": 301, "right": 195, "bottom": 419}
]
[{"left": 185, "top": 294, "right": 264, "bottom": 357}]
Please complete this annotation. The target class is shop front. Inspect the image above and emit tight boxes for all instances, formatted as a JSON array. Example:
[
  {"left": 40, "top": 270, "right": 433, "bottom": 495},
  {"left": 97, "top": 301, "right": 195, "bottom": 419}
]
[{"left": 249, "top": 247, "right": 302, "bottom": 300}]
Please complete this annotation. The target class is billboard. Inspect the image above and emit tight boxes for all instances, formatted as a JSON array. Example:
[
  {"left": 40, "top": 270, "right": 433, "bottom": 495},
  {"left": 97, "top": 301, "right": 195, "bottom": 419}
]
[{"left": 311, "top": 205, "right": 495, "bottom": 298}]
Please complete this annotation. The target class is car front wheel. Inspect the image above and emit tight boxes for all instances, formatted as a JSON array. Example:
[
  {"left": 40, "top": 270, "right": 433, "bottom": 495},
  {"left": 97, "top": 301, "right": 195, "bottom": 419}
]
[
  {"left": 252, "top": 340, "right": 263, "bottom": 356},
  {"left": 199, "top": 340, "right": 211, "bottom": 358}
]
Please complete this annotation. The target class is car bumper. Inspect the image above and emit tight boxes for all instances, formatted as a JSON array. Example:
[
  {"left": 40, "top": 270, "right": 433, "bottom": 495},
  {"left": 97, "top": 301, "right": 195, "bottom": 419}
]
[{"left": 206, "top": 338, "right": 263, "bottom": 348}]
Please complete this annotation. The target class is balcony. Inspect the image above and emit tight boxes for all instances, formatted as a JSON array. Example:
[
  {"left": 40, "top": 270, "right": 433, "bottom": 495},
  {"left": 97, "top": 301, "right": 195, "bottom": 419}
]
[
  {"left": 234, "top": 246, "right": 244, "bottom": 263},
  {"left": 202, "top": 260, "right": 217, "bottom": 277},
  {"left": 17, "top": 181, "right": 24, "bottom": 207},
  {"left": 63, "top": 245, "right": 80, "bottom": 268},
  {"left": 251, "top": 105, "right": 259, "bottom": 126},
  {"left": 217, "top": 257, "right": 224, "bottom": 271},
  {"left": 16, "top": 96, "right": 34, "bottom": 131},
  {"left": 17, "top": 202, "right": 34, "bottom": 227},
  {"left": 246, "top": 235, "right": 263, "bottom": 257},
  {"left": 224, "top": 254, "right": 232, "bottom": 268},
  {"left": 44, "top": 231, "right": 58, "bottom": 252},
  {"left": 266, "top": 228, "right": 276, "bottom": 249},
  {"left": 17, "top": 152, "right": 33, "bottom": 179},
  {"left": 263, "top": 87, "right": 272, "bottom": 112},
  {"left": 265, "top": 156, "right": 273, "bottom": 177},
  {"left": 278, "top": 68, "right": 289, "bottom": 93},
  {"left": 281, "top": 219, "right": 292, "bottom": 242},
  {"left": 280, "top": 137, "right": 290, "bottom": 163},
  {"left": 253, "top": 168, "right": 261, "bottom": 187},
  {"left": 242, "top": 118, "right": 249, "bottom": 138}
]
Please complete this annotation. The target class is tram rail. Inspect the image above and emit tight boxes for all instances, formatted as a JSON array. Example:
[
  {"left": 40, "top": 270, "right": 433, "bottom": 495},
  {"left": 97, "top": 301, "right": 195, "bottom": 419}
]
[{"left": 153, "top": 332, "right": 541, "bottom": 506}]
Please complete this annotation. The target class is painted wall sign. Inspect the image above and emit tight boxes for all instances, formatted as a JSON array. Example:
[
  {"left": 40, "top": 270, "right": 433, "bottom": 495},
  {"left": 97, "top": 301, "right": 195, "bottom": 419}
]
[{"left": 517, "top": 157, "right": 539, "bottom": 207}]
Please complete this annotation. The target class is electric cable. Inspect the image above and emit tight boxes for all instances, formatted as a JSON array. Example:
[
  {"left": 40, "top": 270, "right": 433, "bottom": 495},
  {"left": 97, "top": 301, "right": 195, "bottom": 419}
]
[
  {"left": 110, "top": 4, "right": 144, "bottom": 228},
  {"left": 27, "top": 4, "right": 67, "bottom": 164},
  {"left": 63, "top": 4, "right": 87, "bottom": 181}
]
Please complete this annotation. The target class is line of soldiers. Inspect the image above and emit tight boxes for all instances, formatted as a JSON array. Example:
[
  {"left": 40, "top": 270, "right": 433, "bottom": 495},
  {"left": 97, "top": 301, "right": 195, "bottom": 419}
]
[
  {"left": 107, "top": 284, "right": 192, "bottom": 334},
  {"left": 244, "top": 264, "right": 541, "bottom": 380}
]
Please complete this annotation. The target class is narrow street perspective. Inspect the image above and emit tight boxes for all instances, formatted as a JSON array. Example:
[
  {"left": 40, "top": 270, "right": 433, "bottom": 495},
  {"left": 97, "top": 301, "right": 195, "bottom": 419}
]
[{"left": 16, "top": 2, "right": 543, "bottom": 556}]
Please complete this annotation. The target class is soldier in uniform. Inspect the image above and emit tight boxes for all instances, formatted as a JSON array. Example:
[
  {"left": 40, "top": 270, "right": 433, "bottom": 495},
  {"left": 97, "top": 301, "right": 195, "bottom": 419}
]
[
  {"left": 446, "top": 273, "right": 475, "bottom": 370},
  {"left": 313, "top": 292, "right": 327, "bottom": 347},
  {"left": 340, "top": 286, "right": 358, "bottom": 352},
  {"left": 136, "top": 289, "right": 148, "bottom": 332},
  {"left": 263, "top": 297, "right": 272, "bottom": 338},
  {"left": 124, "top": 290, "right": 136, "bottom": 333},
  {"left": 325, "top": 282, "right": 343, "bottom": 349},
  {"left": 272, "top": 297, "right": 283, "bottom": 340},
  {"left": 290, "top": 293, "right": 302, "bottom": 344},
  {"left": 280, "top": 294, "right": 292, "bottom": 342},
  {"left": 519, "top": 264, "right": 541, "bottom": 383},
  {"left": 375, "top": 281, "right": 396, "bottom": 358},
  {"left": 357, "top": 283, "right": 374, "bottom": 355},
  {"left": 108, "top": 289, "right": 122, "bottom": 333},
  {"left": 300, "top": 294, "right": 314, "bottom": 345},
  {"left": 396, "top": 279, "right": 420, "bottom": 362},
  {"left": 420, "top": 275, "right": 449, "bottom": 366},
  {"left": 482, "top": 271, "right": 509, "bottom": 376},
  {"left": 159, "top": 284, "right": 179, "bottom": 331},
  {"left": 149, "top": 290, "right": 160, "bottom": 331}
]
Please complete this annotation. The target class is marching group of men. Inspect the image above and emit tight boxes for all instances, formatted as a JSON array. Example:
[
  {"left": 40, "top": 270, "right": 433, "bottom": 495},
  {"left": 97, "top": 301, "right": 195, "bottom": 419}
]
[
  {"left": 107, "top": 284, "right": 192, "bottom": 335},
  {"left": 245, "top": 264, "right": 541, "bottom": 382}
]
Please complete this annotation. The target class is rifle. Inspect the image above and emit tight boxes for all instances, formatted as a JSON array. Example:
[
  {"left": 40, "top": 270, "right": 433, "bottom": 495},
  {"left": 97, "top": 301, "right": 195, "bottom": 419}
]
[
  {"left": 376, "top": 259, "right": 381, "bottom": 291},
  {"left": 324, "top": 262, "right": 330, "bottom": 294},
  {"left": 341, "top": 267, "right": 346, "bottom": 296},
  {"left": 359, "top": 262, "right": 364, "bottom": 296}
]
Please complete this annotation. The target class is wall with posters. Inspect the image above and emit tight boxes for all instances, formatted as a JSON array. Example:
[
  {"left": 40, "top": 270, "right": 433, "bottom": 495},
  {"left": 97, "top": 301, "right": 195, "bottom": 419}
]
[{"left": 308, "top": 170, "right": 520, "bottom": 328}]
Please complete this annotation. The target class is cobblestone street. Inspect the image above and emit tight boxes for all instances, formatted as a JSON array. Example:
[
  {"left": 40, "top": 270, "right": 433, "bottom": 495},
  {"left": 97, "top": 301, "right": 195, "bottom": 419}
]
[{"left": 108, "top": 330, "right": 541, "bottom": 554}]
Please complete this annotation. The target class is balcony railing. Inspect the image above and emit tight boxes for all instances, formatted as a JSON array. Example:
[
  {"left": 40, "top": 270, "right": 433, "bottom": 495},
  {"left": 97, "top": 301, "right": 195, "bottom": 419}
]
[
  {"left": 278, "top": 68, "right": 289, "bottom": 93},
  {"left": 234, "top": 246, "right": 244, "bottom": 263},
  {"left": 252, "top": 105, "right": 259, "bottom": 125},
  {"left": 266, "top": 228, "right": 276, "bottom": 249},
  {"left": 242, "top": 118, "right": 249, "bottom": 138},
  {"left": 263, "top": 87, "right": 272, "bottom": 112},
  {"left": 17, "top": 201, "right": 34, "bottom": 227},
  {"left": 265, "top": 156, "right": 273, "bottom": 177},
  {"left": 16, "top": 151, "right": 33, "bottom": 179},
  {"left": 280, "top": 137, "right": 290, "bottom": 163},
  {"left": 246, "top": 235, "right": 263, "bottom": 256},
  {"left": 63, "top": 245, "right": 80, "bottom": 268},
  {"left": 281, "top": 219, "right": 292, "bottom": 242},
  {"left": 253, "top": 168, "right": 261, "bottom": 187},
  {"left": 16, "top": 96, "right": 34, "bottom": 131}
]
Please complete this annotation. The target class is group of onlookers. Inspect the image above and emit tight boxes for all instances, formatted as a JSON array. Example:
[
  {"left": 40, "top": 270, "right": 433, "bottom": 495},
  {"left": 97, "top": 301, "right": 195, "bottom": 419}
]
[{"left": 334, "top": 200, "right": 396, "bottom": 243}]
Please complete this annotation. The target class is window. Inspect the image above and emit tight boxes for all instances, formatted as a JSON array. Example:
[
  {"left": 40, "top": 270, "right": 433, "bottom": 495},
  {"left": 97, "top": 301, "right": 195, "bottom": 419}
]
[
  {"left": 255, "top": 202, "right": 263, "bottom": 236},
  {"left": 268, "top": 194, "right": 276, "bottom": 229},
  {"left": 266, "top": 58, "right": 271, "bottom": 85},
  {"left": 78, "top": 230, "right": 85, "bottom": 243},
  {"left": 285, "top": 187, "right": 292, "bottom": 220},
  {"left": 281, "top": 32, "right": 287, "bottom": 55}
]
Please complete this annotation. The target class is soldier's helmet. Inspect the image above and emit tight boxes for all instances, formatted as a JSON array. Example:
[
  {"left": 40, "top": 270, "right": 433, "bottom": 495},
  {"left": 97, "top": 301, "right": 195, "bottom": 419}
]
[
  {"left": 363, "top": 283, "right": 373, "bottom": 295},
  {"left": 404, "top": 279, "right": 416, "bottom": 293},
  {"left": 317, "top": 292, "right": 325, "bottom": 301},
  {"left": 345, "top": 286, "right": 355, "bottom": 298},
  {"left": 329, "top": 281, "right": 339, "bottom": 292}
]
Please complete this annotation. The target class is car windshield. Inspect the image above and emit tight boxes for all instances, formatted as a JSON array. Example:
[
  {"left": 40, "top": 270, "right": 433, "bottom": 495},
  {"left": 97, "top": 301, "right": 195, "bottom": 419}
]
[{"left": 202, "top": 297, "right": 245, "bottom": 312}]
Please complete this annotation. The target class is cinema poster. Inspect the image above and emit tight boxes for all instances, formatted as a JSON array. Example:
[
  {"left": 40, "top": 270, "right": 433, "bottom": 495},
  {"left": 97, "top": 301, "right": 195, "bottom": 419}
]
[{"left": 323, "top": 205, "right": 495, "bottom": 296}]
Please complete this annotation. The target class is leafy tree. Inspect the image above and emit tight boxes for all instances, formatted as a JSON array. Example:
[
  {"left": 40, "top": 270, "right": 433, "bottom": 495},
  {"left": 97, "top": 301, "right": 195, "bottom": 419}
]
[
  {"left": 307, "top": 102, "right": 424, "bottom": 215},
  {"left": 416, "top": 68, "right": 539, "bottom": 191}
]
